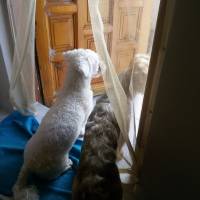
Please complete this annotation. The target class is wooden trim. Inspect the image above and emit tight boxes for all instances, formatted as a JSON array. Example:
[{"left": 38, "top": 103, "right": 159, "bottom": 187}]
[
  {"left": 36, "top": 0, "right": 56, "bottom": 106},
  {"left": 83, "top": 24, "right": 113, "bottom": 35},
  {"left": 135, "top": 0, "right": 177, "bottom": 168},
  {"left": 50, "top": 52, "right": 64, "bottom": 63},
  {"left": 118, "top": 0, "right": 144, "bottom": 8},
  {"left": 92, "top": 76, "right": 103, "bottom": 84},
  {"left": 76, "top": 0, "right": 84, "bottom": 48},
  {"left": 46, "top": 2, "right": 77, "bottom": 15},
  {"left": 92, "top": 82, "right": 105, "bottom": 95}
]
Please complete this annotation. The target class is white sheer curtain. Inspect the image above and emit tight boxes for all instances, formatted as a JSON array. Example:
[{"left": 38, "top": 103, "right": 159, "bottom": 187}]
[
  {"left": 88, "top": 0, "right": 138, "bottom": 184},
  {"left": 7, "top": 0, "right": 36, "bottom": 115},
  {"left": 88, "top": 0, "right": 154, "bottom": 186}
]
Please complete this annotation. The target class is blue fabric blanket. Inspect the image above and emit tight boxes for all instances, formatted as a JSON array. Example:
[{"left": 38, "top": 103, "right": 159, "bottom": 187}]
[{"left": 0, "top": 111, "right": 82, "bottom": 200}]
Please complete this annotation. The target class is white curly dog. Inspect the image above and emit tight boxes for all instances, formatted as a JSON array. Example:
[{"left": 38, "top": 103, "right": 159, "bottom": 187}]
[{"left": 10, "top": 49, "right": 100, "bottom": 200}]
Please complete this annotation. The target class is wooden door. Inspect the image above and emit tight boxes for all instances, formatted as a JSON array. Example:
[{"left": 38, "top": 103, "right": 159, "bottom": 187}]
[
  {"left": 111, "top": 0, "right": 144, "bottom": 72},
  {"left": 76, "top": 0, "right": 113, "bottom": 93},
  {"left": 36, "top": 0, "right": 77, "bottom": 106},
  {"left": 36, "top": 0, "right": 144, "bottom": 106}
]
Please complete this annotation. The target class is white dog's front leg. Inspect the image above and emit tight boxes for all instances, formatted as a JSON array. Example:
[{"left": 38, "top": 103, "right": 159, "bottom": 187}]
[
  {"left": 80, "top": 103, "right": 93, "bottom": 137},
  {"left": 80, "top": 126, "right": 86, "bottom": 136},
  {"left": 64, "top": 156, "right": 73, "bottom": 171},
  {"left": 80, "top": 111, "right": 91, "bottom": 136}
]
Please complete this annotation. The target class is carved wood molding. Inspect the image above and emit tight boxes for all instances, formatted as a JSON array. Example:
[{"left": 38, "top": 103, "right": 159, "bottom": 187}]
[
  {"left": 46, "top": 2, "right": 77, "bottom": 15},
  {"left": 49, "top": 15, "right": 75, "bottom": 51}
]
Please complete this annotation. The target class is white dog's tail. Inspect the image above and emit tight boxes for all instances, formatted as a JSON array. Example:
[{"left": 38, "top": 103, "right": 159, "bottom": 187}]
[{"left": 12, "top": 165, "right": 39, "bottom": 200}]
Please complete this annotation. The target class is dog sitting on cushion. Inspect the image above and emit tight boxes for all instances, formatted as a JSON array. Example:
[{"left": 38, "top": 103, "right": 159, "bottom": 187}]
[
  {"left": 12, "top": 49, "right": 100, "bottom": 200},
  {"left": 72, "top": 97, "right": 123, "bottom": 200}
]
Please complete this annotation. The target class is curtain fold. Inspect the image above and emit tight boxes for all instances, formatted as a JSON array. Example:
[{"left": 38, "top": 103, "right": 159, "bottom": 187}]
[
  {"left": 88, "top": 0, "right": 154, "bottom": 186},
  {"left": 7, "top": 0, "right": 36, "bottom": 115},
  {"left": 88, "top": 0, "right": 138, "bottom": 184}
]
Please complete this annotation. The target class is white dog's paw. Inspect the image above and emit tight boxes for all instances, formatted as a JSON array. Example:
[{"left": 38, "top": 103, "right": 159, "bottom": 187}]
[
  {"left": 64, "top": 158, "right": 73, "bottom": 171},
  {"left": 80, "top": 127, "right": 85, "bottom": 136}
]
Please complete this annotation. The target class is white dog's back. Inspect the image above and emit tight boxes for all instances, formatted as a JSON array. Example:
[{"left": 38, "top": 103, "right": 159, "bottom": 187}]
[{"left": 24, "top": 91, "right": 93, "bottom": 177}]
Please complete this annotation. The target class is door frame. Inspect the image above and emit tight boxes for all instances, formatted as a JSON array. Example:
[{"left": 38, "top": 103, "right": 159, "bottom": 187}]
[
  {"left": 136, "top": 0, "right": 176, "bottom": 169},
  {"left": 135, "top": 0, "right": 177, "bottom": 168}
]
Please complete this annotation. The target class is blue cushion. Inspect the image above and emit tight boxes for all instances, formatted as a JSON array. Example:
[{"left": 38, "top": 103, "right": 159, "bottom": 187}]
[{"left": 0, "top": 111, "right": 82, "bottom": 200}]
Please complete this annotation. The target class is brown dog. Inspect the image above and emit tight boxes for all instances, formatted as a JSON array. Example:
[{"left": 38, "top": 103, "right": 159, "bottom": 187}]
[{"left": 72, "top": 98, "right": 123, "bottom": 200}]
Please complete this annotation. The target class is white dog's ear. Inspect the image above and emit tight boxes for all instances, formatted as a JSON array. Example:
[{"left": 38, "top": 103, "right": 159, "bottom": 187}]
[
  {"left": 77, "top": 63, "right": 90, "bottom": 78},
  {"left": 63, "top": 50, "right": 90, "bottom": 77},
  {"left": 87, "top": 56, "right": 100, "bottom": 78}
]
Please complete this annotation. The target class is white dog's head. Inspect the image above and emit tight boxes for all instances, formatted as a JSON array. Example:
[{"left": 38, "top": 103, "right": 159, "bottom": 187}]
[{"left": 64, "top": 49, "right": 100, "bottom": 78}]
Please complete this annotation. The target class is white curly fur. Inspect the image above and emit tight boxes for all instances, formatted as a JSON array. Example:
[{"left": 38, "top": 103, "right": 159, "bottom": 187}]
[{"left": 12, "top": 49, "right": 100, "bottom": 200}]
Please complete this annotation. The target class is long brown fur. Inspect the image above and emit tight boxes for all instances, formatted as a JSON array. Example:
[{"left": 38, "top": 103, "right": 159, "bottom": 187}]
[{"left": 72, "top": 98, "right": 123, "bottom": 200}]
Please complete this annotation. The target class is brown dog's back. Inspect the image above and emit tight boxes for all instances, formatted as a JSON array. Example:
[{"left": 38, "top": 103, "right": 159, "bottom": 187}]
[{"left": 72, "top": 100, "right": 123, "bottom": 200}]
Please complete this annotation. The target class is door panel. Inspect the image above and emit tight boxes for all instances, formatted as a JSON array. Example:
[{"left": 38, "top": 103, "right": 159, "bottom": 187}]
[
  {"left": 36, "top": 0, "right": 144, "bottom": 106},
  {"left": 77, "top": 0, "right": 113, "bottom": 94},
  {"left": 49, "top": 15, "right": 75, "bottom": 51},
  {"left": 111, "top": 0, "right": 144, "bottom": 73},
  {"left": 36, "top": 0, "right": 57, "bottom": 106},
  {"left": 36, "top": 0, "right": 77, "bottom": 106}
]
